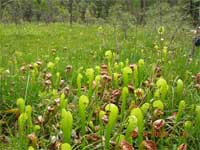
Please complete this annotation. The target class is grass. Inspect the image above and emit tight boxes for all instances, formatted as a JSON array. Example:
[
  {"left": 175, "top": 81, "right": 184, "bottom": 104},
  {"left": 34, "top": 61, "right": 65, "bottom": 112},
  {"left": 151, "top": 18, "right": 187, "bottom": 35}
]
[{"left": 0, "top": 22, "right": 200, "bottom": 149}]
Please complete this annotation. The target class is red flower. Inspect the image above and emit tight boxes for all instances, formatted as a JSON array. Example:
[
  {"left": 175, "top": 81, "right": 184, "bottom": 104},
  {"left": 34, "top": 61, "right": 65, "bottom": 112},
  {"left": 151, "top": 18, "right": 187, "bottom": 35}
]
[
  {"left": 140, "top": 140, "right": 157, "bottom": 150},
  {"left": 153, "top": 119, "right": 165, "bottom": 130},
  {"left": 119, "top": 141, "right": 134, "bottom": 150},
  {"left": 178, "top": 144, "right": 187, "bottom": 150}
]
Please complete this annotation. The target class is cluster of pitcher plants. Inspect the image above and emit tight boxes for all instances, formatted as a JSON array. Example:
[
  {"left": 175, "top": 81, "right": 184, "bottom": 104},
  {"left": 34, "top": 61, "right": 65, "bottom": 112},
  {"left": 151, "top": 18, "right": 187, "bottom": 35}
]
[{"left": 1, "top": 49, "right": 200, "bottom": 150}]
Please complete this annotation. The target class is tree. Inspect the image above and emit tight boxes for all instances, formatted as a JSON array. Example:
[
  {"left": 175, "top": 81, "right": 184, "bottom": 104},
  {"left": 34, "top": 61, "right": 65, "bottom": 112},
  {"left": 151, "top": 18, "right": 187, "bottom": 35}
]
[
  {"left": 190, "top": 0, "right": 200, "bottom": 26},
  {"left": 139, "top": 0, "right": 146, "bottom": 25},
  {"left": 67, "top": 0, "right": 73, "bottom": 25},
  {"left": 33, "top": 0, "right": 46, "bottom": 22},
  {"left": 79, "top": 0, "right": 87, "bottom": 23},
  {"left": 0, "top": 0, "right": 14, "bottom": 21},
  {"left": 21, "top": 0, "right": 33, "bottom": 22},
  {"left": 10, "top": 0, "right": 22, "bottom": 24}
]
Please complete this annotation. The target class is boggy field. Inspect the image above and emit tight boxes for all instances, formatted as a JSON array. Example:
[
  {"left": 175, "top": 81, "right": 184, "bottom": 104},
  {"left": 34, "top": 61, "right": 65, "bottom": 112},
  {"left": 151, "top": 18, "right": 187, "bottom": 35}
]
[{"left": 0, "top": 23, "right": 200, "bottom": 150}]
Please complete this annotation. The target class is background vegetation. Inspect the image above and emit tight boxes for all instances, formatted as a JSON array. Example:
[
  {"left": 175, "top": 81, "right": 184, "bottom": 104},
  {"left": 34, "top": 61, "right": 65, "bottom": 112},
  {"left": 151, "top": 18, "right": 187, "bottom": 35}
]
[
  {"left": 0, "top": 0, "right": 199, "bottom": 26},
  {"left": 0, "top": 0, "right": 200, "bottom": 150}
]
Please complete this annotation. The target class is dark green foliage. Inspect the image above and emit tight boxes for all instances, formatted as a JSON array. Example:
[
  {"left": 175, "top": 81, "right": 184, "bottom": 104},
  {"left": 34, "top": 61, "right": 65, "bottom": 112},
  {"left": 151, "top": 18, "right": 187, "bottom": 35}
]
[{"left": 0, "top": 0, "right": 199, "bottom": 26}]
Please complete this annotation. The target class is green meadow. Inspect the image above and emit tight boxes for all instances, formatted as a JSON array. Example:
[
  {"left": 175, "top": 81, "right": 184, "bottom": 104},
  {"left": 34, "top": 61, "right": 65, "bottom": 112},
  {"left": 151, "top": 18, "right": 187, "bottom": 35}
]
[{"left": 0, "top": 23, "right": 200, "bottom": 149}]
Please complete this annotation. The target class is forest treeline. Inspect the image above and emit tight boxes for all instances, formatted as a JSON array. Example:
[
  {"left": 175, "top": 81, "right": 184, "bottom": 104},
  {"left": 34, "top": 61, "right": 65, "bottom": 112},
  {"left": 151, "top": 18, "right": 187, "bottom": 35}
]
[{"left": 0, "top": 0, "right": 199, "bottom": 25}]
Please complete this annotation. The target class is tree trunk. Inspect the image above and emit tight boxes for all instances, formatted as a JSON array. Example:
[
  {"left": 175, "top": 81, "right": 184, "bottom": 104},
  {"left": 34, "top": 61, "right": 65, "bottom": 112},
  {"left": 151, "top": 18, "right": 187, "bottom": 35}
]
[
  {"left": 96, "top": 0, "right": 102, "bottom": 18},
  {"left": 81, "top": 10, "right": 86, "bottom": 23},
  {"left": 139, "top": 0, "right": 146, "bottom": 25},
  {"left": 0, "top": 2, "right": 2, "bottom": 21},
  {"left": 68, "top": 0, "right": 73, "bottom": 25}
]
